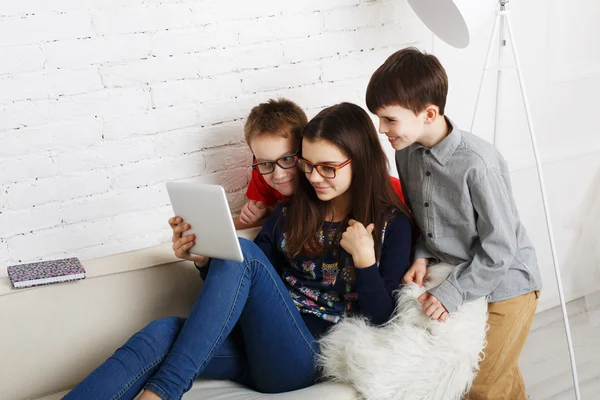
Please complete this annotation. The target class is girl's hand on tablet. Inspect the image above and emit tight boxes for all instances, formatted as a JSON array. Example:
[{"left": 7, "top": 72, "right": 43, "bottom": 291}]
[{"left": 168, "top": 216, "right": 208, "bottom": 266}]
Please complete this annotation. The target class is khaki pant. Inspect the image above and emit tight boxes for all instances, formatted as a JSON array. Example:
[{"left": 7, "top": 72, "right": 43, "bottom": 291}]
[{"left": 465, "top": 291, "right": 540, "bottom": 400}]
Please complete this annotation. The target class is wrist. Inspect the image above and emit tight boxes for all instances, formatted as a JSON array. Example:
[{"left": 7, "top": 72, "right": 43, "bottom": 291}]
[
  {"left": 414, "top": 257, "right": 429, "bottom": 266},
  {"left": 353, "top": 252, "right": 376, "bottom": 269}
]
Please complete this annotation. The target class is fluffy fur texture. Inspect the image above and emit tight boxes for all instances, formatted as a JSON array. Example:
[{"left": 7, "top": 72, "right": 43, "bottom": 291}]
[{"left": 317, "top": 263, "right": 488, "bottom": 400}]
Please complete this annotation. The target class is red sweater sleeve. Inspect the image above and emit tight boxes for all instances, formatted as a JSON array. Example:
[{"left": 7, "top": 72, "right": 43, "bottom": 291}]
[{"left": 245, "top": 169, "right": 285, "bottom": 207}]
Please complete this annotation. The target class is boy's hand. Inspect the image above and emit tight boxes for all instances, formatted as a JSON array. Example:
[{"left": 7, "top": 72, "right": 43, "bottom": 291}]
[
  {"left": 239, "top": 200, "right": 268, "bottom": 226},
  {"left": 402, "top": 258, "right": 428, "bottom": 286},
  {"left": 340, "top": 219, "right": 376, "bottom": 269},
  {"left": 418, "top": 292, "right": 448, "bottom": 322},
  {"left": 168, "top": 216, "right": 208, "bottom": 266}
]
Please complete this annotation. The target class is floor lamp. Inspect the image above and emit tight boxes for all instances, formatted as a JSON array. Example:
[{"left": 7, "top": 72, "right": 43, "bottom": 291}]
[{"left": 407, "top": 0, "right": 581, "bottom": 398}]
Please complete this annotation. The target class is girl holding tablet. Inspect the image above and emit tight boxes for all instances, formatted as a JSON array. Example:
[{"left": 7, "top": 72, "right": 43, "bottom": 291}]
[{"left": 65, "top": 103, "right": 413, "bottom": 400}]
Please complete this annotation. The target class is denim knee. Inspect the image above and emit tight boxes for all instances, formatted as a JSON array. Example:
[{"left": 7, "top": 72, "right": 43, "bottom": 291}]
[
  {"left": 134, "top": 317, "right": 185, "bottom": 351},
  {"left": 238, "top": 237, "right": 267, "bottom": 260},
  {"left": 238, "top": 237, "right": 256, "bottom": 251},
  {"left": 208, "top": 238, "right": 274, "bottom": 282}
]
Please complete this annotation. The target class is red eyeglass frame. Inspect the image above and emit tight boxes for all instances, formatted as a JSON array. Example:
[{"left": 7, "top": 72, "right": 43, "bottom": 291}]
[{"left": 295, "top": 156, "right": 352, "bottom": 178}]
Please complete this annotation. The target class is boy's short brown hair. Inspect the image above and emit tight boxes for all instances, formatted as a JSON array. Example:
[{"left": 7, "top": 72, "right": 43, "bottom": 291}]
[
  {"left": 244, "top": 98, "right": 308, "bottom": 146},
  {"left": 366, "top": 47, "right": 448, "bottom": 115}
]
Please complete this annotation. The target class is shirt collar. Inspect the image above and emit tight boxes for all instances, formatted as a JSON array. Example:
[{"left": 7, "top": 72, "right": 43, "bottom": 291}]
[{"left": 408, "top": 117, "right": 462, "bottom": 167}]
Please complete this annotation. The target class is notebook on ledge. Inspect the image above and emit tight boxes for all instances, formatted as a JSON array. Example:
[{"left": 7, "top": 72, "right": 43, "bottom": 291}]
[{"left": 6, "top": 257, "right": 86, "bottom": 289}]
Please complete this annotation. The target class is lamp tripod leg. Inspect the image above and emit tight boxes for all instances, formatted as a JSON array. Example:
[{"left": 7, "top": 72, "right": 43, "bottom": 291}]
[
  {"left": 470, "top": 13, "right": 501, "bottom": 133},
  {"left": 470, "top": 4, "right": 581, "bottom": 398},
  {"left": 492, "top": 14, "right": 507, "bottom": 147}
]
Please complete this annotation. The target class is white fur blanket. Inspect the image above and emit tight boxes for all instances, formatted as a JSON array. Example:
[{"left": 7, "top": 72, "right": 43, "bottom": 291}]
[{"left": 317, "top": 263, "right": 488, "bottom": 400}]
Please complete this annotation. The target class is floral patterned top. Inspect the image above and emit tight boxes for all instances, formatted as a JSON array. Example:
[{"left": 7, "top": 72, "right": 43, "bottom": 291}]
[{"left": 254, "top": 203, "right": 412, "bottom": 334}]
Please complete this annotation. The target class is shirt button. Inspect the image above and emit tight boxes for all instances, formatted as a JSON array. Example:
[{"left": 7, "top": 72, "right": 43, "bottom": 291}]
[
  {"left": 427, "top": 233, "right": 433, "bottom": 238},
  {"left": 424, "top": 202, "right": 429, "bottom": 207},
  {"left": 426, "top": 171, "right": 431, "bottom": 176},
  {"left": 424, "top": 150, "right": 431, "bottom": 155}
]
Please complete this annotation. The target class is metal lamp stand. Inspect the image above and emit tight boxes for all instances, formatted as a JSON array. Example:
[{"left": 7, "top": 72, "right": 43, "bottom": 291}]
[{"left": 470, "top": 1, "right": 581, "bottom": 398}]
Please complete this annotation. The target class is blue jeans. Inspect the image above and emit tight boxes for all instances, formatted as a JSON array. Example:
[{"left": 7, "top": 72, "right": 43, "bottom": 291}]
[{"left": 64, "top": 238, "right": 320, "bottom": 400}]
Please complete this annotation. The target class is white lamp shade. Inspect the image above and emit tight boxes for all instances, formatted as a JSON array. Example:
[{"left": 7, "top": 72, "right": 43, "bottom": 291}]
[{"left": 407, "top": 0, "right": 497, "bottom": 48}]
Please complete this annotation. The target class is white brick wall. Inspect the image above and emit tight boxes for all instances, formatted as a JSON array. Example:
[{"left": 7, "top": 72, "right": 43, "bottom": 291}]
[
  {"left": 0, "top": 12, "right": 95, "bottom": 46},
  {"left": 0, "top": 69, "right": 103, "bottom": 103},
  {"left": 44, "top": 35, "right": 152, "bottom": 69},
  {"left": 0, "top": 0, "right": 430, "bottom": 274}
]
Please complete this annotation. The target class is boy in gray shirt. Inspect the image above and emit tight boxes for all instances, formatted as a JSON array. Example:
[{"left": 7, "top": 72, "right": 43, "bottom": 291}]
[{"left": 366, "top": 47, "right": 542, "bottom": 399}]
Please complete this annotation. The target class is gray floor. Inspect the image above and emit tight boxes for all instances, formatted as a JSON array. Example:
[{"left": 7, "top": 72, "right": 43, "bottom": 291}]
[{"left": 521, "top": 293, "right": 600, "bottom": 399}]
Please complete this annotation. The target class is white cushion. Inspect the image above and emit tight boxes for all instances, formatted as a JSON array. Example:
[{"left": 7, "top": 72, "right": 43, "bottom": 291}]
[{"left": 42, "top": 380, "right": 357, "bottom": 400}]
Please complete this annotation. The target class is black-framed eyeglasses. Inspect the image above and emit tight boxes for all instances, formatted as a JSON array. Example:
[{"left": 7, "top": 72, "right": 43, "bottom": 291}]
[
  {"left": 296, "top": 157, "right": 352, "bottom": 179},
  {"left": 251, "top": 151, "right": 299, "bottom": 175}
]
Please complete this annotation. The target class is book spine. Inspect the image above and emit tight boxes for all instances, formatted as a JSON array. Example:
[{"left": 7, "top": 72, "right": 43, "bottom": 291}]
[{"left": 13, "top": 273, "right": 86, "bottom": 289}]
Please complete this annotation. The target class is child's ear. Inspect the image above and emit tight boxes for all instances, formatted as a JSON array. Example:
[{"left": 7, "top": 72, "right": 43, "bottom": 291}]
[{"left": 423, "top": 105, "right": 439, "bottom": 124}]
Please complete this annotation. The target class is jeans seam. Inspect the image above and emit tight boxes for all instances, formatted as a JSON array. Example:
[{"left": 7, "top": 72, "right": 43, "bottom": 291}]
[
  {"left": 111, "top": 353, "right": 166, "bottom": 400},
  {"left": 250, "top": 257, "right": 318, "bottom": 356},
  {"left": 162, "top": 249, "right": 317, "bottom": 397},
  {"left": 181, "top": 261, "right": 251, "bottom": 397}
]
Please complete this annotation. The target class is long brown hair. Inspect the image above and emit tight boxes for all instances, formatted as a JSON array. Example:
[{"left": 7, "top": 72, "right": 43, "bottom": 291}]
[{"left": 285, "top": 102, "right": 411, "bottom": 259}]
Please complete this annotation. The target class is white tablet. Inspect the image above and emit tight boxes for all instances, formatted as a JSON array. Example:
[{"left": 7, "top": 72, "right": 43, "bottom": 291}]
[{"left": 166, "top": 182, "right": 244, "bottom": 263}]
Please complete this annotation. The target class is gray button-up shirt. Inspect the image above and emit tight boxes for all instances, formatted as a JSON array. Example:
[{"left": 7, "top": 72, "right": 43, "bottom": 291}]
[{"left": 395, "top": 118, "right": 542, "bottom": 312}]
